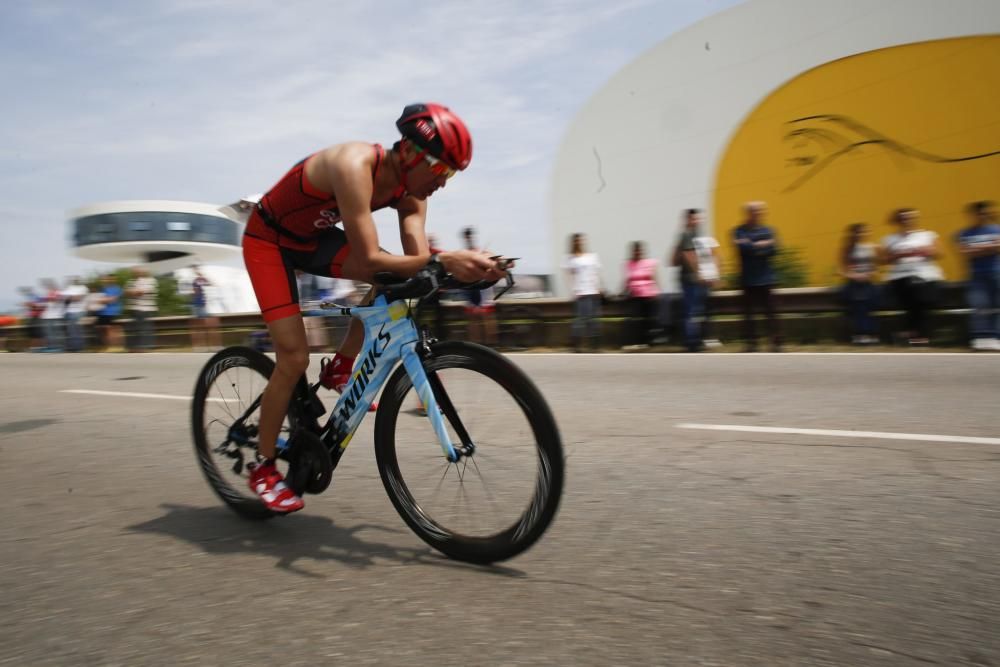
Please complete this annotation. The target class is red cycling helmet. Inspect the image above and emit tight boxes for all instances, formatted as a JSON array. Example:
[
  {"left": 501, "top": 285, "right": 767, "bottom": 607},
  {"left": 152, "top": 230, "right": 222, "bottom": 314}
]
[{"left": 396, "top": 103, "right": 473, "bottom": 171}]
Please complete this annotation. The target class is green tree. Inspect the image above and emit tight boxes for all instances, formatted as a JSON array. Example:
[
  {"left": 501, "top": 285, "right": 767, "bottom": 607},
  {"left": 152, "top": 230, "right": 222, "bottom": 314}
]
[{"left": 156, "top": 275, "right": 189, "bottom": 316}]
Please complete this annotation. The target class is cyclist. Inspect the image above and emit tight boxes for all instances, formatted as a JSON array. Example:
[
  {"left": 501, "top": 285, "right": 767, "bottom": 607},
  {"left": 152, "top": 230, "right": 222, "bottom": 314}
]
[{"left": 242, "top": 103, "right": 508, "bottom": 512}]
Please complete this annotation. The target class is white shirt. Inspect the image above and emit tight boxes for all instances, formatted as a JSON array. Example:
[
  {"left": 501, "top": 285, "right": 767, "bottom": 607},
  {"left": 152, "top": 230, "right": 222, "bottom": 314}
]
[
  {"left": 692, "top": 236, "right": 720, "bottom": 282},
  {"left": 127, "top": 276, "right": 158, "bottom": 312},
  {"left": 41, "top": 291, "right": 65, "bottom": 320},
  {"left": 882, "top": 230, "right": 943, "bottom": 281},
  {"left": 562, "top": 253, "right": 602, "bottom": 296},
  {"left": 63, "top": 284, "right": 89, "bottom": 315}
]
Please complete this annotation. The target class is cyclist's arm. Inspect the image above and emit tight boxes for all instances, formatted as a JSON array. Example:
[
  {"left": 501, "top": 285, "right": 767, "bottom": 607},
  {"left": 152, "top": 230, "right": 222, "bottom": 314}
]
[
  {"left": 331, "top": 150, "right": 432, "bottom": 281},
  {"left": 330, "top": 150, "right": 507, "bottom": 284},
  {"left": 396, "top": 196, "right": 430, "bottom": 256}
]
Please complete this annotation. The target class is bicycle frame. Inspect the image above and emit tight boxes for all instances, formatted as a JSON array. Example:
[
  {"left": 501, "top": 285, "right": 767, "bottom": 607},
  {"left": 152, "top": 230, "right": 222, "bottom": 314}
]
[{"left": 317, "top": 295, "right": 459, "bottom": 462}]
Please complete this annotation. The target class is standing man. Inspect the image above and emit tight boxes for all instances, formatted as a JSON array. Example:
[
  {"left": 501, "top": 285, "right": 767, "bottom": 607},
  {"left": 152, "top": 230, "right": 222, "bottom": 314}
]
[
  {"left": 733, "top": 201, "right": 781, "bottom": 352},
  {"left": 96, "top": 274, "right": 125, "bottom": 352},
  {"left": 126, "top": 266, "right": 158, "bottom": 351},
  {"left": 39, "top": 279, "right": 66, "bottom": 352},
  {"left": 957, "top": 200, "right": 1000, "bottom": 350},
  {"left": 62, "top": 277, "right": 89, "bottom": 352},
  {"left": 190, "top": 267, "right": 221, "bottom": 351},
  {"left": 675, "top": 209, "right": 719, "bottom": 352}
]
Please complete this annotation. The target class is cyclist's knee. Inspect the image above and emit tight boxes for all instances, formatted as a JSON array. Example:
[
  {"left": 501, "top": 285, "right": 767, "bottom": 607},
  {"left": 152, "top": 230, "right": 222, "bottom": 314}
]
[{"left": 274, "top": 345, "right": 310, "bottom": 378}]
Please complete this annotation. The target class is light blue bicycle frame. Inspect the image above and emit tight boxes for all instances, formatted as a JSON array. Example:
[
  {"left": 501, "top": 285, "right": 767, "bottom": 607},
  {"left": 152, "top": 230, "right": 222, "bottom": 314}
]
[{"left": 317, "top": 295, "right": 459, "bottom": 461}]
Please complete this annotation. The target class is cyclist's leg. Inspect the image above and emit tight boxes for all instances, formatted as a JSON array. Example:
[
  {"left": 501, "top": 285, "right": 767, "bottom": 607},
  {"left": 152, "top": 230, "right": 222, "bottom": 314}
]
[
  {"left": 295, "top": 233, "right": 372, "bottom": 395},
  {"left": 258, "top": 314, "right": 309, "bottom": 460},
  {"left": 243, "top": 234, "right": 310, "bottom": 458}
]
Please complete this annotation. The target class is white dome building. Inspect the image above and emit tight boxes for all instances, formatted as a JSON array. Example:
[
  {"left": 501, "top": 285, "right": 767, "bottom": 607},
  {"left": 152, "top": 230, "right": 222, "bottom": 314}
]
[{"left": 68, "top": 199, "right": 259, "bottom": 313}]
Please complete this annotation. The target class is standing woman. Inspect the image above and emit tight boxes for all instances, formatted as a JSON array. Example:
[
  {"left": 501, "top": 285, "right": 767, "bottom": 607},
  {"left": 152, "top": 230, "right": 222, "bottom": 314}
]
[
  {"left": 562, "top": 233, "right": 603, "bottom": 351},
  {"left": 880, "top": 208, "right": 944, "bottom": 345},
  {"left": 839, "top": 222, "right": 880, "bottom": 344},
  {"left": 621, "top": 240, "right": 660, "bottom": 349}
]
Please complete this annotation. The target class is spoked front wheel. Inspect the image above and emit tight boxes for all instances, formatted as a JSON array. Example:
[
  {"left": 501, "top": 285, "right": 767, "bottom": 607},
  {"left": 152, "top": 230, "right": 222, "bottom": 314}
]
[{"left": 374, "top": 341, "right": 564, "bottom": 563}]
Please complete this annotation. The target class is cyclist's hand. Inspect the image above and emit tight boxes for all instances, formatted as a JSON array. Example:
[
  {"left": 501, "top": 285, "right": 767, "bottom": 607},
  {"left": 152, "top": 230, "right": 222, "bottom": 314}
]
[{"left": 439, "top": 249, "right": 509, "bottom": 283}]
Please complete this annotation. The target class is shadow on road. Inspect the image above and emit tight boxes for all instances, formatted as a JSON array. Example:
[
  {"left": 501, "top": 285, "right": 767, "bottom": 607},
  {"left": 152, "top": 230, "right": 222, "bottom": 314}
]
[{"left": 127, "top": 503, "right": 526, "bottom": 579}]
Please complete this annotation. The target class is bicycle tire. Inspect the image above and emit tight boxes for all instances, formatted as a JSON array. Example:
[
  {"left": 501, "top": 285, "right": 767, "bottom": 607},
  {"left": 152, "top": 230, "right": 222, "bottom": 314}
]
[
  {"left": 374, "top": 341, "right": 564, "bottom": 563},
  {"left": 191, "top": 346, "right": 304, "bottom": 520}
]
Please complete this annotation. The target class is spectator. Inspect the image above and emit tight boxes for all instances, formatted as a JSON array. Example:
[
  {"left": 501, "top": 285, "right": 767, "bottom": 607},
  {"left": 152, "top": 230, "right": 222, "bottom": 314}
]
[
  {"left": 125, "top": 266, "right": 158, "bottom": 351},
  {"left": 562, "top": 232, "right": 603, "bottom": 352},
  {"left": 621, "top": 240, "right": 660, "bottom": 349},
  {"left": 460, "top": 227, "right": 498, "bottom": 346},
  {"left": 880, "top": 207, "right": 943, "bottom": 346},
  {"left": 190, "top": 267, "right": 222, "bottom": 351},
  {"left": 956, "top": 200, "right": 1000, "bottom": 351},
  {"left": 39, "top": 279, "right": 65, "bottom": 352},
  {"left": 675, "top": 209, "right": 720, "bottom": 352},
  {"left": 97, "top": 274, "right": 125, "bottom": 352},
  {"left": 18, "top": 287, "right": 45, "bottom": 351},
  {"left": 838, "top": 222, "right": 880, "bottom": 345},
  {"left": 693, "top": 221, "right": 723, "bottom": 348},
  {"left": 62, "top": 276, "right": 89, "bottom": 352},
  {"left": 733, "top": 201, "right": 781, "bottom": 352}
]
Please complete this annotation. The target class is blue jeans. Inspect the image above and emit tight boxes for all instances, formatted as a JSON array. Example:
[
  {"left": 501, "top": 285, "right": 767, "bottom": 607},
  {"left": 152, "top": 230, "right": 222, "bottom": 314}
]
[
  {"left": 967, "top": 274, "right": 1000, "bottom": 339},
  {"left": 43, "top": 319, "right": 64, "bottom": 351},
  {"left": 843, "top": 280, "right": 879, "bottom": 336},
  {"left": 681, "top": 282, "right": 708, "bottom": 349},
  {"left": 571, "top": 294, "right": 601, "bottom": 346},
  {"left": 64, "top": 312, "right": 85, "bottom": 351}
]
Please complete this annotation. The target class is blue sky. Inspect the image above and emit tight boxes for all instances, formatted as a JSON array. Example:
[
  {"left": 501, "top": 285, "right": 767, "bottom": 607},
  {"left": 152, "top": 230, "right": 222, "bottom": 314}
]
[{"left": 0, "top": 0, "right": 741, "bottom": 312}]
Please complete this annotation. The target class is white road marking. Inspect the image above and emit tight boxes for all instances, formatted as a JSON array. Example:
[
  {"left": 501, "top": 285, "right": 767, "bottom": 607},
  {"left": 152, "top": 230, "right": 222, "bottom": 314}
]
[
  {"left": 676, "top": 423, "right": 1000, "bottom": 445},
  {"left": 60, "top": 389, "right": 224, "bottom": 403},
  {"left": 508, "top": 352, "right": 988, "bottom": 357}
]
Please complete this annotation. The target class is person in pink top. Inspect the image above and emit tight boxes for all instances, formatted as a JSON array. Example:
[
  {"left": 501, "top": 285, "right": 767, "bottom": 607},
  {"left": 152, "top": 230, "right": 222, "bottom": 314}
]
[{"left": 621, "top": 241, "right": 660, "bottom": 348}]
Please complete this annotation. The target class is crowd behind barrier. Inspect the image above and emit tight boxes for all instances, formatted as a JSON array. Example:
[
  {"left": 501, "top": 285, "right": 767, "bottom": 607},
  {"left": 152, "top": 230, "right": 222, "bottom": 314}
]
[
  {"left": 562, "top": 200, "right": 999, "bottom": 353},
  {"left": 0, "top": 282, "right": 982, "bottom": 353},
  {"left": 4, "top": 201, "right": 997, "bottom": 354}
]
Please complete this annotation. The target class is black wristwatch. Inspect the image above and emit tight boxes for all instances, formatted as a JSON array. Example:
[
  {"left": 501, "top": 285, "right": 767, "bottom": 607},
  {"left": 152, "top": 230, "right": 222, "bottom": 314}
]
[{"left": 428, "top": 253, "right": 444, "bottom": 274}]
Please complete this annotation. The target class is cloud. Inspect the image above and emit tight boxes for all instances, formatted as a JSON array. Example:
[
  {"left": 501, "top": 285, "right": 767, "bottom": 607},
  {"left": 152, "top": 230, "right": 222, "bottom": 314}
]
[{"left": 0, "top": 0, "right": 739, "bottom": 309}]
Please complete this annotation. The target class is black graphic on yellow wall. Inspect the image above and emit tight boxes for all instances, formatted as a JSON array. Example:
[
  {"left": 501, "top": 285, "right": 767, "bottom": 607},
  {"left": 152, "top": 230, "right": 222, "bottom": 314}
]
[
  {"left": 784, "top": 114, "right": 1000, "bottom": 193},
  {"left": 714, "top": 35, "right": 1000, "bottom": 284}
]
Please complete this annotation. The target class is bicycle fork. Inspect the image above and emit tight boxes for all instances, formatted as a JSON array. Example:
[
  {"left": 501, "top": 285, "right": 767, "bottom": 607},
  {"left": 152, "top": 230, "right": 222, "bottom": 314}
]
[{"left": 401, "top": 345, "right": 474, "bottom": 463}]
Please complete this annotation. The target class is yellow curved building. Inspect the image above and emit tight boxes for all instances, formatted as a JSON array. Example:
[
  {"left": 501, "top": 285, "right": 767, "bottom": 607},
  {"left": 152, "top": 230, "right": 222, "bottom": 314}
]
[
  {"left": 551, "top": 0, "right": 1000, "bottom": 292},
  {"left": 715, "top": 35, "right": 1000, "bottom": 284}
]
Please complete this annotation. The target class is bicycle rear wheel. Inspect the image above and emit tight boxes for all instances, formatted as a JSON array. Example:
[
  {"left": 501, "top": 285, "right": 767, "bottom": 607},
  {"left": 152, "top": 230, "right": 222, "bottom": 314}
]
[
  {"left": 191, "top": 346, "right": 302, "bottom": 520},
  {"left": 374, "top": 341, "right": 564, "bottom": 563}
]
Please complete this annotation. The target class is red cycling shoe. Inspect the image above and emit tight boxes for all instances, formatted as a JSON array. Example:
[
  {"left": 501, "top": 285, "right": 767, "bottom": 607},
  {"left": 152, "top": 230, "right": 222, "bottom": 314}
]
[
  {"left": 320, "top": 357, "right": 378, "bottom": 411},
  {"left": 247, "top": 461, "right": 304, "bottom": 513}
]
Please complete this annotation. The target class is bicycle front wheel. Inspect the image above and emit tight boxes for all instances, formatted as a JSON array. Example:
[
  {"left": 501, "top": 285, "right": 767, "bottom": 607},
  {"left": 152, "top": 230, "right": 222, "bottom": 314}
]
[{"left": 374, "top": 341, "right": 564, "bottom": 564}]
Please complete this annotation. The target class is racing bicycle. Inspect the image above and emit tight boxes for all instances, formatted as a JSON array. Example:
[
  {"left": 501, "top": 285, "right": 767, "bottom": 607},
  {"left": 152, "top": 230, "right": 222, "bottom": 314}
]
[{"left": 191, "top": 264, "right": 564, "bottom": 564}]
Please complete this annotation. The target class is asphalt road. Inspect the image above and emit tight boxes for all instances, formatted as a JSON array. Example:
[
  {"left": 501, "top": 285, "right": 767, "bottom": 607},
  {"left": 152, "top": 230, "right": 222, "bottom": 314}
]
[{"left": 2, "top": 351, "right": 999, "bottom": 666}]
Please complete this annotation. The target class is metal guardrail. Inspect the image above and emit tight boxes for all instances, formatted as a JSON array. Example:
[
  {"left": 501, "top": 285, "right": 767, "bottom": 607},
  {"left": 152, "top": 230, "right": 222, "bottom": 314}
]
[{"left": 0, "top": 283, "right": 975, "bottom": 351}]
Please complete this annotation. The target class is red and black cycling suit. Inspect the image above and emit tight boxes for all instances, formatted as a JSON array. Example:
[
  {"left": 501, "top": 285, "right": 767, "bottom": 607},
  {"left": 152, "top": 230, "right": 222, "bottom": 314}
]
[{"left": 243, "top": 144, "right": 405, "bottom": 322}]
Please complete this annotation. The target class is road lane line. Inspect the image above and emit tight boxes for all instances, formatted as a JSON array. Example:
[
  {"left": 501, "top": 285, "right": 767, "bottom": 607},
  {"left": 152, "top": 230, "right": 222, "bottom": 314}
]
[
  {"left": 60, "top": 389, "right": 224, "bottom": 403},
  {"left": 676, "top": 423, "right": 1000, "bottom": 445}
]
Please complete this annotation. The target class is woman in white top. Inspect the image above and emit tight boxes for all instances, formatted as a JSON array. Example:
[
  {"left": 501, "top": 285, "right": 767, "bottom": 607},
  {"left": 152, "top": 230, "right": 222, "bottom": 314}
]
[
  {"left": 880, "top": 208, "right": 943, "bottom": 345},
  {"left": 562, "top": 233, "right": 603, "bottom": 351}
]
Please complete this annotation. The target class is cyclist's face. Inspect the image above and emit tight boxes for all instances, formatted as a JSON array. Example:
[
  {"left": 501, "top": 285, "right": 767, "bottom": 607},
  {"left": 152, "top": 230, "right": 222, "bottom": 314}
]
[{"left": 410, "top": 161, "right": 452, "bottom": 200}]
